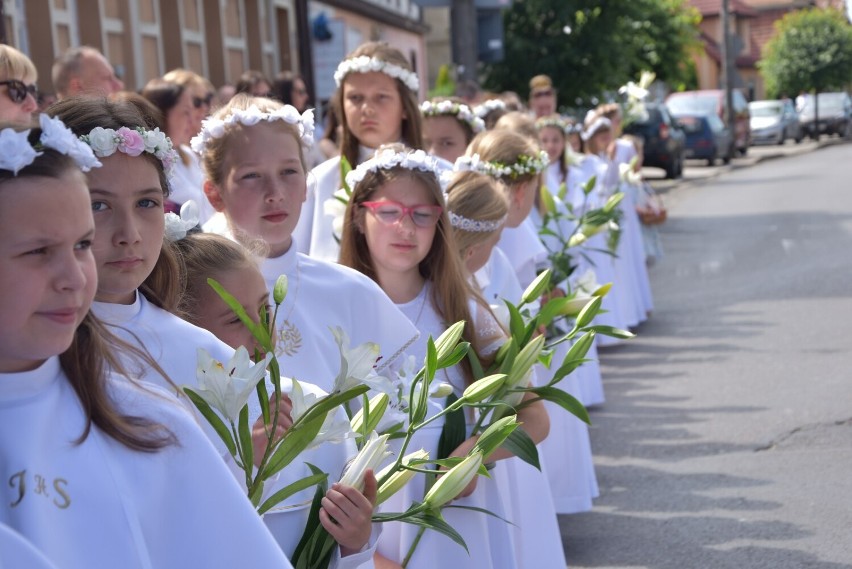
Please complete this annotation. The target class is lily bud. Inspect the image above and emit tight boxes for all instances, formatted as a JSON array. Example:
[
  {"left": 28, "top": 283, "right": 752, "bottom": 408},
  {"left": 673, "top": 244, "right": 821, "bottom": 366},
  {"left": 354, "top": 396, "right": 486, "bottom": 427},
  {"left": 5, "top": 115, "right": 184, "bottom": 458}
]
[
  {"left": 338, "top": 432, "right": 392, "bottom": 492},
  {"left": 430, "top": 382, "right": 454, "bottom": 399},
  {"left": 460, "top": 374, "right": 507, "bottom": 404},
  {"left": 521, "top": 270, "right": 551, "bottom": 306},
  {"left": 506, "top": 335, "right": 545, "bottom": 387},
  {"left": 575, "top": 296, "right": 603, "bottom": 329},
  {"left": 273, "top": 275, "right": 288, "bottom": 305},
  {"left": 434, "top": 321, "right": 466, "bottom": 366},
  {"left": 350, "top": 393, "right": 390, "bottom": 434},
  {"left": 423, "top": 451, "right": 483, "bottom": 509},
  {"left": 375, "top": 449, "right": 429, "bottom": 505},
  {"left": 568, "top": 233, "right": 588, "bottom": 247}
]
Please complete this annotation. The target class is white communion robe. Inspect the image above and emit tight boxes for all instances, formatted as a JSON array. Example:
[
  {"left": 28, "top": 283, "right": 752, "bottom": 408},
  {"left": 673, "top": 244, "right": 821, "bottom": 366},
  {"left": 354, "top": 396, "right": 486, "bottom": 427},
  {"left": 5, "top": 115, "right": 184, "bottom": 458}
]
[
  {"left": 496, "top": 217, "right": 549, "bottom": 290},
  {"left": 566, "top": 156, "right": 631, "bottom": 346},
  {"left": 170, "top": 146, "right": 216, "bottom": 225},
  {"left": 476, "top": 244, "right": 598, "bottom": 514},
  {"left": 376, "top": 283, "right": 516, "bottom": 569},
  {"left": 91, "top": 294, "right": 373, "bottom": 566},
  {"left": 0, "top": 358, "right": 293, "bottom": 569},
  {"left": 0, "top": 523, "right": 61, "bottom": 569},
  {"left": 470, "top": 249, "right": 568, "bottom": 568},
  {"left": 258, "top": 240, "right": 419, "bottom": 391}
]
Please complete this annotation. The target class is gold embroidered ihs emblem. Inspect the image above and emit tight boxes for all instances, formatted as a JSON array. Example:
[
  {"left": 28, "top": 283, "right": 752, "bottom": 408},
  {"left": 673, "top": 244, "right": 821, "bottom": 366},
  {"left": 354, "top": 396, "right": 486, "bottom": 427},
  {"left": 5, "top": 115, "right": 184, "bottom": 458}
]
[{"left": 276, "top": 320, "right": 302, "bottom": 356}]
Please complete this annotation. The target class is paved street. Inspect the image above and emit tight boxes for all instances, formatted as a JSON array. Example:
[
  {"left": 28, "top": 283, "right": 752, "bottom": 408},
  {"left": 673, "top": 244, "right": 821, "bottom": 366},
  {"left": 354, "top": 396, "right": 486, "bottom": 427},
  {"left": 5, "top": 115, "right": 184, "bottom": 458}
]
[{"left": 560, "top": 140, "right": 852, "bottom": 568}]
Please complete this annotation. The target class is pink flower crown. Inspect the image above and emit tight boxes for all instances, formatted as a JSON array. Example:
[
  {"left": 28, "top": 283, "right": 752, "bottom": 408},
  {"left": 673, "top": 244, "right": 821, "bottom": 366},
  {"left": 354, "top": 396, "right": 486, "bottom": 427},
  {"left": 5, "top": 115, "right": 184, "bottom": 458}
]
[{"left": 79, "top": 126, "right": 179, "bottom": 178}]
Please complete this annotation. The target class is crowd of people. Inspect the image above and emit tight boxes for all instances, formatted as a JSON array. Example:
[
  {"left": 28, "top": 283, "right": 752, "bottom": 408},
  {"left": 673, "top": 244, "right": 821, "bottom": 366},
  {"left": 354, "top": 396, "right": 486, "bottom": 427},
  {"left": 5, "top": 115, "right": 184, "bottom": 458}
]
[{"left": 0, "top": 40, "right": 659, "bottom": 568}]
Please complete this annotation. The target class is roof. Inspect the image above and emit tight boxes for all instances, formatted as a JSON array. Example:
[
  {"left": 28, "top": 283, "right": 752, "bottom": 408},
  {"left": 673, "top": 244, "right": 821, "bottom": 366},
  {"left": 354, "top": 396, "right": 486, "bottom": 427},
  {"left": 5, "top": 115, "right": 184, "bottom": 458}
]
[{"left": 688, "top": 0, "right": 759, "bottom": 16}]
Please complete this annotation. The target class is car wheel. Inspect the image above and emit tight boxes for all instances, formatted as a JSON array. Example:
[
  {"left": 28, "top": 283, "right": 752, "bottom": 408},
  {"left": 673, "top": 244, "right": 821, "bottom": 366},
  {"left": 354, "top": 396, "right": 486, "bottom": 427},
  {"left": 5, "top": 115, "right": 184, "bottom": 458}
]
[{"left": 665, "top": 157, "right": 678, "bottom": 179}]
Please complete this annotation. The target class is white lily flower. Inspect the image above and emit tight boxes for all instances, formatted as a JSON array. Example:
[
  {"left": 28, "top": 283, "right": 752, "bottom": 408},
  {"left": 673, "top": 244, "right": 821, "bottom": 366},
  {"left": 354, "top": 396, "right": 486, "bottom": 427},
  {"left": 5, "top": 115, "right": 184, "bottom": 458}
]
[
  {"left": 338, "top": 431, "right": 392, "bottom": 492},
  {"left": 330, "top": 326, "right": 394, "bottom": 395},
  {"left": 564, "top": 146, "right": 586, "bottom": 167},
  {"left": 289, "top": 380, "right": 354, "bottom": 449},
  {"left": 618, "top": 162, "right": 642, "bottom": 186},
  {"left": 393, "top": 354, "right": 455, "bottom": 410},
  {"left": 573, "top": 269, "right": 601, "bottom": 296},
  {"left": 194, "top": 347, "right": 273, "bottom": 422}
]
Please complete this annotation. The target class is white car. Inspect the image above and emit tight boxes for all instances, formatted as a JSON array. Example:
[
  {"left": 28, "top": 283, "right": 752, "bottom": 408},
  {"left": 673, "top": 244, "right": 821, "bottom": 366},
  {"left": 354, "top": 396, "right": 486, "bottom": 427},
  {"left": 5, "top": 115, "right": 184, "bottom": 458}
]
[{"left": 749, "top": 100, "right": 803, "bottom": 145}]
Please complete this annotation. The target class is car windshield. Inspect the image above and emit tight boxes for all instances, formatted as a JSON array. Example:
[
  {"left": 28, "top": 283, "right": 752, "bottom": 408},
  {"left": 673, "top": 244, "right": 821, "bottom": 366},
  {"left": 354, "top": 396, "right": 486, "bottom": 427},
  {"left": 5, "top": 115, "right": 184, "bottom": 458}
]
[
  {"left": 749, "top": 104, "right": 781, "bottom": 117},
  {"left": 667, "top": 95, "right": 717, "bottom": 115}
]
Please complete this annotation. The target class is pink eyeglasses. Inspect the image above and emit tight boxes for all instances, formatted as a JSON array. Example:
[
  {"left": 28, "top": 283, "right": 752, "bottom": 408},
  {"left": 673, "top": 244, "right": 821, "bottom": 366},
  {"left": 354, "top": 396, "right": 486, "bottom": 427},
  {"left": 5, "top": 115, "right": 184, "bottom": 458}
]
[{"left": 361, "top": 200, "right": 443, "bottom": 228}]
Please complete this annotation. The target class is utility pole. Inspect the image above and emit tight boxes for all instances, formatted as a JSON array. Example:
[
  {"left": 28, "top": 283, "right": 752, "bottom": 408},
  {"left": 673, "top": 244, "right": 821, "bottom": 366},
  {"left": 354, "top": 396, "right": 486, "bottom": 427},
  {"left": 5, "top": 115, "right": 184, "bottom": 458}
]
[
  {"left": 720, "top": 0, "right": 735, "bottom": 137},
  {"left": 451, "top": 0, "right": 478, "bottom": 82}
]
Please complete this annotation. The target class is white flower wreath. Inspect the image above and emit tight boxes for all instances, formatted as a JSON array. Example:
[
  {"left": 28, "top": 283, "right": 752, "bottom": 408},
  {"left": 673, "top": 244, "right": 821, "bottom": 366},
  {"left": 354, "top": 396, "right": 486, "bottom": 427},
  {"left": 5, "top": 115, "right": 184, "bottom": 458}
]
[
  {"left": 79, "top": 125, "right": 179, "bottom": 178},
  {"left": 473, "top": 99, "right": 506, "bottom": 119},
  {"left": 164, "top": 200, "right": 200, "bottom": 241},
  {"left": 345, "top": 148, "right": 442, "bottom": 191},
  {"left": 333, "top": 56, "right": 420, "bottom": 93},
  {"left": 0, "top": 114, "right": 101, "bottom": 175},
  {"left": 190, "top": 105, "right": 315, "bottom": 155},
  {"left": 420, "top": 100, "right": 485, "bottom": 134},
  {"left": 453, "top": 151, "right": 549, "bottom": 180}
]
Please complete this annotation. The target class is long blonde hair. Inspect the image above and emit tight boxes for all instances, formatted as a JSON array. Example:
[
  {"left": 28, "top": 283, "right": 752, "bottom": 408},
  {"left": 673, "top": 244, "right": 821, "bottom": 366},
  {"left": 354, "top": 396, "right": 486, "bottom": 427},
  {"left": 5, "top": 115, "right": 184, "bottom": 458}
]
[{"left": 446, "top": 171, "right": 508, "bottom": 256}]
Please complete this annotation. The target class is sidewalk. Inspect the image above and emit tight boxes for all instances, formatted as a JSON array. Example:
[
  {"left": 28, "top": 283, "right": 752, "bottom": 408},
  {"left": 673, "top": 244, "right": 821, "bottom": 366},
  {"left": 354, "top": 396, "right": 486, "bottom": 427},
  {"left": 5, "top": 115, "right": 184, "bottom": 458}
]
[{"left": 642, "top": 135, "right": 849, "bottom": 196}]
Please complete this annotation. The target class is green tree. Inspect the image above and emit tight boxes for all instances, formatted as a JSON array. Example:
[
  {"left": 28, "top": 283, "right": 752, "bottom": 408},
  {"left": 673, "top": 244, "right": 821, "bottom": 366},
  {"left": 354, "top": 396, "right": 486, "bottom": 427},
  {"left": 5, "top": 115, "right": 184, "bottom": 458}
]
[
  {"left": 759, "top": 8, "right": 852, "bottom": 98},
  {"left": 481, "top": 0, "right": 701, "bottom": 109}
]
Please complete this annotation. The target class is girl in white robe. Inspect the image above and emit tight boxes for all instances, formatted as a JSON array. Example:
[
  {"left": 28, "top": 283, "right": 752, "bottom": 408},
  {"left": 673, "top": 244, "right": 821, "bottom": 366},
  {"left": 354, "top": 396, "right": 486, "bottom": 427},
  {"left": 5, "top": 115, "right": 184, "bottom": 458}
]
[
  {"left": 293, "top": 41, "right": 426, "bottom": 262},
  {"left": 446, "top": 172, "right": 568, "bottom": 567},
  {"left": 174, "top": 232, "right": 378, "bottom": 568},
  {"left": 196, "top": 95, "right": 419, "bottom": 391},
  {"left": 338, "top": 147, "right": 550, "bottom": 569},
  {"left": 0, "top": 119, "right": 291, "bottom": 569}
]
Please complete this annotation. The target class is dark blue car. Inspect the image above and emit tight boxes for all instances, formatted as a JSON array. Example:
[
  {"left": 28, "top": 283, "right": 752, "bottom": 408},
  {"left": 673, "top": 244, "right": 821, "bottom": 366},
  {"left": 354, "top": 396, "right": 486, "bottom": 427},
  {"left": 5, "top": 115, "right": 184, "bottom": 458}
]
[{"left": 675, "top": 113, "right": 734, "bottom": 166}]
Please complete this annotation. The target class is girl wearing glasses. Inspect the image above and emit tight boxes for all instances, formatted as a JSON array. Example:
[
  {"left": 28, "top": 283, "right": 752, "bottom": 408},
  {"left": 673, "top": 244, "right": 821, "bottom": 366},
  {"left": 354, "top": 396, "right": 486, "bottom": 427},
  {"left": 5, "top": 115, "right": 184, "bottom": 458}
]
[
  {"left": 0, "top": 45, "right": 38, "bottom": 125},
  {"left": 339, "top": 145, "right": 549, "bottom": 569},
  {"left": 294, "top": 41, "right": 425, "bottom": 262},
  {"left": 198, "top": 94, "right": 418, "bottom": 395}
]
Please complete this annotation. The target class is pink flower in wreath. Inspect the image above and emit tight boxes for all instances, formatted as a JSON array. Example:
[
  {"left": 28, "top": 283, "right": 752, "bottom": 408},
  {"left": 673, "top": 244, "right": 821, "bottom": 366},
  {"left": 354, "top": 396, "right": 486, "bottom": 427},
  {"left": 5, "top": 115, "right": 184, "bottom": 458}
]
[{"left": 117, "top": 127, "right": 145, "bottom": 156}]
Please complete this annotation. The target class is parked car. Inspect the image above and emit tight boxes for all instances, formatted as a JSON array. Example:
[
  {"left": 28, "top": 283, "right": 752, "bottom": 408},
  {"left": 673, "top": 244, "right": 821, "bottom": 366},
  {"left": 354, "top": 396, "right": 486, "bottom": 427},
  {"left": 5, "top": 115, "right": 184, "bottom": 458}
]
[
  {"left": 749, "top": 99, "right": 803, "bottom": 145},
  {"left": 666, "top": 89, "right": 751, "bottom": 155},
  {"left": 674, "top": 113, "right": 734, "bottom": 166},
  {"left": 622, "top": 102, "right": 686, "bottom": 179},
  {"left": 798, "top": 92, "right": 852, "bottom": 139}
]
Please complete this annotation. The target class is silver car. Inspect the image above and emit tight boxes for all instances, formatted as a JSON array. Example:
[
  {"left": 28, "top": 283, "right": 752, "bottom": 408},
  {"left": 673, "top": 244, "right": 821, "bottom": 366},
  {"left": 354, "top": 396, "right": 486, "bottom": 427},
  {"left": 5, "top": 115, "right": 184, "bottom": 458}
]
[{"left": 749, "top": 100, "right": 803, "bottom": 145}]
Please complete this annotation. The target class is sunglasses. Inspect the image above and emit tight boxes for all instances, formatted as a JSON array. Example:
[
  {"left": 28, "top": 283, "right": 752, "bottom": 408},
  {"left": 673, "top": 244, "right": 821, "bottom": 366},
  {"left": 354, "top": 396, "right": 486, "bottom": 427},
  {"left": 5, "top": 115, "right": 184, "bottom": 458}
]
[
  {"left": 532, "top": 89, "right": 554, "bottom": 99},
  {"left": 0, "top": 79, "right": 38, "bottom": 104},
  {"left": 192, "top": 93, "right": 214, "bottom": 108},
  {"left": 361, "top": 200, "right": 443, "bottom": 228}
]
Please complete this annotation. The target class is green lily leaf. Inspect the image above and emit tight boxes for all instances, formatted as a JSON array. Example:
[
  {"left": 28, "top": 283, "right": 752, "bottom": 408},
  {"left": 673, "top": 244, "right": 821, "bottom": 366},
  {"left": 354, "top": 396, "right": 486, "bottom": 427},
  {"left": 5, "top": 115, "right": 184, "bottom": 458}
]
[
  {"left": 184, "top": 387, "right": 236, "bottom": 456},
  {"left": 207, "top": 278, "right": 273, "bottom": 352},
  {"left": 525, "top": 386, "right": 590, "bottom": 424},
  {"left": 238, "top": 404, "right": 253, "bottom": 476},
  {"left": 257, "top": 471, "right": 328, "bottom": 515},
  {"left": 501, "top": 427, "right": 541, "bottom": 470},
  {"left": 586, "top": 325, "right": 635, "bottom": 339}
]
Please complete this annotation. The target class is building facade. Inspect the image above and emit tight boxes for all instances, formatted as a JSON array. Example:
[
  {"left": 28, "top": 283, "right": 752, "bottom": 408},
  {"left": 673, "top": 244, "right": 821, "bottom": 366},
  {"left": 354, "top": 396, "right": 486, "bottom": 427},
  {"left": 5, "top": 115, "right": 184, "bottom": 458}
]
[{"left": 1, "top": 0, "right": 427, "bottom": 101}]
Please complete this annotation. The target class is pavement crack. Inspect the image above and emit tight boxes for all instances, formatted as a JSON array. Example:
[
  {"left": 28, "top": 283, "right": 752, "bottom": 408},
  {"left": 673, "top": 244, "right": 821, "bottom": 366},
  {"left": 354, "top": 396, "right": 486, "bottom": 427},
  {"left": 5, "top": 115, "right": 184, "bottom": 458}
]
[{"left": 754, "top": 417, "right": 852, "bottom": 452}]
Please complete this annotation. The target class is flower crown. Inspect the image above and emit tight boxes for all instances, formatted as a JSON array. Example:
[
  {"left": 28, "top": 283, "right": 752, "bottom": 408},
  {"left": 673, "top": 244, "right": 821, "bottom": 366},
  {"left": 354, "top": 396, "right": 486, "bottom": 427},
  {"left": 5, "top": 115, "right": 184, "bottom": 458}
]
[
  {"left": 345, "top": 148, "right": 442, "bottom": 191},
  {"left": 164, "top": 200, "right": 200, "bottom": 241},
  {"left": 420, "top": 100, "right": 485, "bottom": 134},
  {"left": 80, "top": 125, "right": 179, "bottom": 177},
  {"left": 453, "top": 151, "right": 549, "bottom": 181},
  {"left": 448, "top": 211, "right": 507, "bottom": 233},
  {"left": 190, "top": 104, "right": 315, "bottom": 155},
  {"left": 536, "top": 116, "right": 581, "bottom": 135},
  {"left": 0, "top": 114, "right": 101, "bottom": 175},
  {"left": 581, "top": 116, "right": 612, "bottom": 141},
  {"left": 473, "top": 99, "right": 506, "bottom": 119},
  {"left": 334, "top": 56, "right": 420, "bottom": 92}
]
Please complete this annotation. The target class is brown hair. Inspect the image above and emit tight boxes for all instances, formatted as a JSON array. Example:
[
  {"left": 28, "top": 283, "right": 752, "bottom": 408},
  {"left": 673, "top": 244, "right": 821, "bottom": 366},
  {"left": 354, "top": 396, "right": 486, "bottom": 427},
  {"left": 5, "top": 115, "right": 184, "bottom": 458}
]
[
  {"left": 0, "top": 127, "right": 174, "bottom": 451},
  {"left": 445, "top": 171, "right": 508, "bottom": 255},
  {"left": 174, "top": 232, "right": 267, "bottom": 325},
  {"left": 338, "top": 145, "right": 486, "bottom": 384},
  {"left": 529, "top": 74, "right": 553, "bottom": 93},
  {"left": 335, "top": 42, "right": 423, "bottom": 170},
  {"left": 536, "top": 114, "right": 569, "bottom": 182},
  {"left": 46, "top": 96, "right": 182, "bottom": 312},
  {"left": 235, "top": 70, "right": 271, "bottom": 96},
  {"left": 198, "top": 94, "right": 308, "bottom": 186}
]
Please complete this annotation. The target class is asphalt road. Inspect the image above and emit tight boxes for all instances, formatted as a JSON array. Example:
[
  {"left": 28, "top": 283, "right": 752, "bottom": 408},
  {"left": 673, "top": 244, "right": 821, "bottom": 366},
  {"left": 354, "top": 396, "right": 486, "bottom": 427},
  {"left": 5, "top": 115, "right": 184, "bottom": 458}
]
[{"left": 559, "top": 140, "right": 852, "bottom": 568}]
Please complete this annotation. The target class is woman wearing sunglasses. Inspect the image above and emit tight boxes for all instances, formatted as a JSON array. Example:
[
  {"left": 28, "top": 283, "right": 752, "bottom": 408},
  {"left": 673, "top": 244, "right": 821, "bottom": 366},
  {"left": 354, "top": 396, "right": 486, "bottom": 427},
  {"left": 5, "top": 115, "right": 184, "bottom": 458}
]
[{"left": 0, "top": 45, "right": 38, "bottom": 125}]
